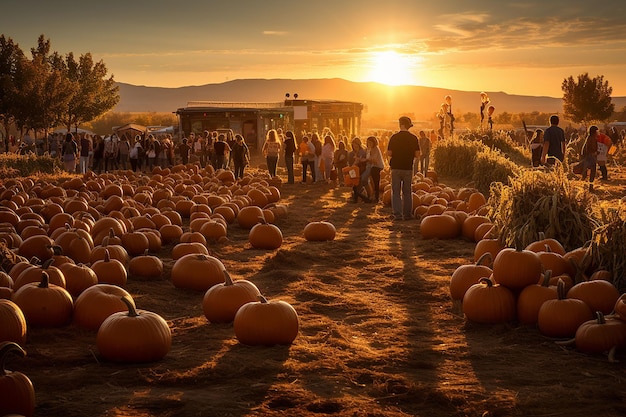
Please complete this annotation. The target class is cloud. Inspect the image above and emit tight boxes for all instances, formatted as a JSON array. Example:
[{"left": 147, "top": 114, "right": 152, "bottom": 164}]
[
  {"left": 423, "top": 14, "right": 626, "bottom": 54},
  {"left": 262, "top": 30, "right": 288, "bottom": 36}
]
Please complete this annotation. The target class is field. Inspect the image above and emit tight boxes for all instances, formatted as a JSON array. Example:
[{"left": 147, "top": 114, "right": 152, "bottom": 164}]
[{"left": 6, "top": 158, "right": 626, "bottom": 417}]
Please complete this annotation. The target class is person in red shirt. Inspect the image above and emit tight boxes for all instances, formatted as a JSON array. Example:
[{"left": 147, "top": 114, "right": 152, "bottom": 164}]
[{"left": 596, "top": 130, "right": 613, "bottom": 181}]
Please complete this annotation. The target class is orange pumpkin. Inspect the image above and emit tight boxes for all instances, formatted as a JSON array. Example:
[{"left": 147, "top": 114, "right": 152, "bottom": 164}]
[
  {"left": 171, "top": 253, "right": 226, "bottom": 291},
  {"left": 574, "top": 311, "right": 626, "bottom": 355},
  {"left": 12, "top": 271, "right": 74, "bottom": 327},
  {"left": 516, "top": 271, "right": 558, "bottom": 326},
  {"left": 249, "top": 219, "right": 282, "bottom": 250},
  {"left": 0, "top": 342, "right": 35, "bottom": 417},
  {"left": 234, "top": 295, "right": 299, "bottom": 346},
  {"left": 492, "top": 247, "right": 542, "bottom": 291},
  {"left": 0, "top": 299, "right": 27, "bottom": 345},
  {"left": 202, "top": 270, "right": 261, "bottom": 323},
  {"left": 90, "top": 249, "right": 127, "bottom": 287},
  {"left": 462, "top": 277, "right": 516, "bottom": 324},
  {"left": 567, "top": 279, "right": 620, "bottom": 315},
  {"left": 537, "top": 279, "right": 594, "bottom": 338},
  {"left": 449, "top": 253, "right": 493, "bottom": 301},
  {"left": 73, "top": 284, "right": 135, "bottom": 330},
  {"left": 303, "top": 221, "right": 336, "bottom": 242},
  {"left": 97, "top": 295, "right": 171, "bottom": 363}
]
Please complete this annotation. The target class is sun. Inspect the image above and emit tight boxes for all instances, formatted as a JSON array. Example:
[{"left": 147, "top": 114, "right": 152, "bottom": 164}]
[{"left": 366, "top": 50, "right": 418, "bottom": 86}]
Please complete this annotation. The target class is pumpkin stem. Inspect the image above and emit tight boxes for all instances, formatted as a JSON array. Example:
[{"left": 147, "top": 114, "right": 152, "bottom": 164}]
[
  {"left": 258, "top": 294, "right": 269, "bottom": 303},
  {"left": 595, "top": 311, "right": 605, "bottom": 324},
  {"left": 223, "top": 270, "right": 234, "bottom": 286},
  {"left": 0, "top": 341, "right": 26, "bottom": 376},
  {"left": 478, "top": 277, "right": 494, "bottom": 287},
  {"left": 41, "top": 257, "right": 55, "bottom": 270},
  {"left": 38, "top": 271, "right": 50, "bottom": 288},
  {"left": 120, "top": 295, "right": 139, "bottom": 317},
  {"left": 556, "top": 278, "right": 566, "bottom": 300},
  {"left": 51, "top": 245, "right": 64, "bottom": 256},
  {"left": 540, "top": 270, "right": 552, "bottom": 287},
  {"left": 476, "top": 252, "right": 492, "bottom": 267}
]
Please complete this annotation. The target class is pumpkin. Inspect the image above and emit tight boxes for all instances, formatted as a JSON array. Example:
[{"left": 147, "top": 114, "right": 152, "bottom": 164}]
[
  {"left": 120, "top": 231, "right": 150, "bottom": 256},
  {"left": 419, "top": 214, "right": 460, "bottom": 239},
  {"left": 574, "top": 311, "right": 626, "bottom": 355},
  {"left": 536, "top": 245, "right": 569, "bottom": 278},
  {"left": 0, "top": 299, "right": 27, "bottom": 345},
  {"left": 525, "top": 232, "right": 566, "bottom": 255},
  {"left": 237, "top": 206, "right": 265, "bottom": 229},
  {"left": 567, "top": 279, "right": 620, "bottom": 315},
  {"left": 159, "top": 223, "right": 184, "bottom": 244},
  {"left": 90, "top": 249, "right": 127, "bottom": 287},
  {"left": 171, "top": 253, "right": 226, "bottom": 291},
  {"left": 249, "top": 219, "right": 282, "bottom": 250},
  {"left": 537, "top": 279, "right": 594, "bottom": 338},
  {"left": 203, "top": 270, "right": 261, "bottom": 323},
  {"left": 462, "top": 277, "right": 516, "bottom": 324},
  {"left": 97, "top": 295, "right": 171, "bottom": 363},
  {"left": 128, "top": 251, "right": 164, "bottom": 280},
  {"left": 89, "top": 239, "right": 130, "bottom": 265},
  {"left": 171, "top": 242, "right": 209, "bottom": 260},
  {"left": 73, "top": 284, "right": 135, "bottom": 330},
  {"left": 0, "top": 342, "right": 35, "bottom": 417},
  {"left": 473, "top": 238, "right": 505, "bottom": 265},
  {"left": 303, "top": 221, "right": 336, "bottom": 242},
  {"left": 12, "top": 271, "right": 74, "bottom": 327},
  {"left": 491, "top": 246, "right": 542, "bottom": 291},
  {"left": 449, "top": 253, "right": 493, "bottom": 301},
  {"left": 17, "top": 234, "right": 54, "bottom": 261},
  {"left": 461, "top": 215, "right": 491, "bottom": 242},
  {"left": 614, "top": 294, "right": 626, "bottom": 321},
  {"left": 57, "top": 262, "right": 98, "bottom": 298},
  {"left": 198, "top": 220, "right": 228, "bottom": 243},
  {"left": 234, "top": 295, "right": 299, "bottom": 346},
  {"left": 516, "top": 271, "right": 558, "bottom": 326},
  {"left": 13, "top": 258, "right": 66, "bottom": 292}
]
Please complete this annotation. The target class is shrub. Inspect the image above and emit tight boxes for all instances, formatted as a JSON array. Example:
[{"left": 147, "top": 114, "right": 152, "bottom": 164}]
[
  {"left": 487, "top": 164, "right": 598, "bottom": 252},
  {"left": 0, "top": 153, "right": 63, "bottom": 178}
]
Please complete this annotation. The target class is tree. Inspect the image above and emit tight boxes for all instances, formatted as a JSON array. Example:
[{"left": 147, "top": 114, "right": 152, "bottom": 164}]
[
  {"left": 562, "top": 73, "right": 614, "bottom": 124},
  {"left": 0, "top": 35, "right": 25, "bottom": 151},
  {"left": 61, "top": 52, "right": 119, "bottom": 132},
  {"left": 26, "top": 36, "right": 75, "bottom": 141}
]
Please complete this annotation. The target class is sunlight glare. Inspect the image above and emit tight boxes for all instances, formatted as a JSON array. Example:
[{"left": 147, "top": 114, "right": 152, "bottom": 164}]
[{"left": 366, "top": 50, "right": 419, "bottom": 86}]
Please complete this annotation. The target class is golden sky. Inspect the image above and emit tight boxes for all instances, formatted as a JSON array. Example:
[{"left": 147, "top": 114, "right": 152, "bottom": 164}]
[{"left": 2, "top": 1, "right": 626, "bottom": 97}]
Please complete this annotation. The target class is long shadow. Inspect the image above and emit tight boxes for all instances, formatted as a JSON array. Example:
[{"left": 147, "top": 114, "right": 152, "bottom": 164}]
[{"left": 225, "top": 180, "right": 473, "bottom": 415}]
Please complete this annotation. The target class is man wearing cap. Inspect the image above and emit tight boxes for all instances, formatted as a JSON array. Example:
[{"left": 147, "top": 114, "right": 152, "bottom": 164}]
[{"left": 387, "top": 116, "right": 420, "bottom": 220}]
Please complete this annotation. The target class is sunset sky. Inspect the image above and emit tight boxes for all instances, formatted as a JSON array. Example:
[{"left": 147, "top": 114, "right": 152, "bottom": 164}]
[{"left": 2, "top": 1, "right": 626, "bottom": 97}]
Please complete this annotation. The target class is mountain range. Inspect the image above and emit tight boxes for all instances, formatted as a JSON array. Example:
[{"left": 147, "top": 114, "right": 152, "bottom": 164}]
[{"left": 114, "top": 78, "right": 626, "bottom": 125}]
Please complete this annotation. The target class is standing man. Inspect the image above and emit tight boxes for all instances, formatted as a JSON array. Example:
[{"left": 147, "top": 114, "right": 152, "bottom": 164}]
[
  {"left": 387, "top": 116, "right": 420, "bottom": 220},
  {"left": 540, "top": 115, "right": 566, "bottom": 166}
]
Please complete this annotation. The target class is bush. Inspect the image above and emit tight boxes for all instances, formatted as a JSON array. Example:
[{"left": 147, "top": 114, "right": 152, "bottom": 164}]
[
  {"left": 0, "top": 153, "right": 63, "bottom": 178},
  {"left": 487, "top": 164, "right": 598, "bottom": 252}
]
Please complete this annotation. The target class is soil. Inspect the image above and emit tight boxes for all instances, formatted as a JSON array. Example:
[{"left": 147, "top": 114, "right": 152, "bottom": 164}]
[{"left": 7, "top": 159, "right": 626, "bottom": 417}]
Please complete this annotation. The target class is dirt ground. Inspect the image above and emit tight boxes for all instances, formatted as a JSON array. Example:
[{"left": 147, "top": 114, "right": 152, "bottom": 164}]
[{"left": 8, "top": 158, "right": 626, "bottom": 417}]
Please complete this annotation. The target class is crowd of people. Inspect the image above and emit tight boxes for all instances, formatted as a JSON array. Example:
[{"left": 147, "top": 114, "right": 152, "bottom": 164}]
[
  {"left": 11, "top": 129, "right": 252, "bottom": 176},
  {"left": 257, "top": 118, "right": 429, "bottom": 219},
  {"left": 10, "top": 113, "right": 624, "bottom": 213}
]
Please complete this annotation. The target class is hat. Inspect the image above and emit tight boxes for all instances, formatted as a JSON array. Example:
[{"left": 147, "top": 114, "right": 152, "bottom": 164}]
[
  {"left": 399, "top": 116, "right": 413, "bottom": 128},
  {"left": 589, "top": 125, "right": 599, "bottom": 134}
]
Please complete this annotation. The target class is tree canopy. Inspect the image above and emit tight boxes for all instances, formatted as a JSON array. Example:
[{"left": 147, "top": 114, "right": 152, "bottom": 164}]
[
  {"left": 561, "top": 73, "right": 614, "bottom": 124},
  {"left": 0, "top": 34, "right": 119, "bottom": 139}
]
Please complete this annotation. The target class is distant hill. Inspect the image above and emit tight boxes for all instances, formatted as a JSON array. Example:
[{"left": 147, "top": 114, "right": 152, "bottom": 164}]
[{"left": 114, "top": 78, "right": 626, "bottom": 124}]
